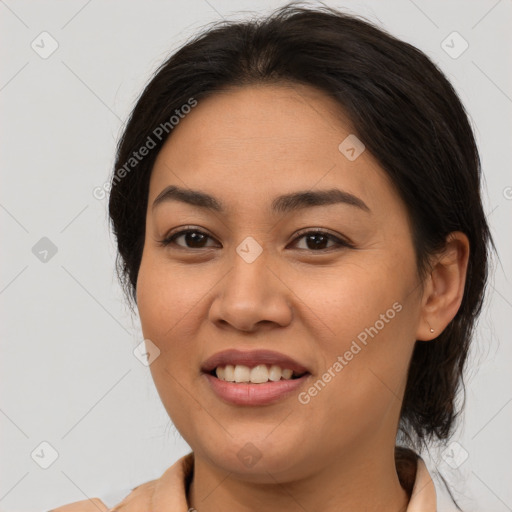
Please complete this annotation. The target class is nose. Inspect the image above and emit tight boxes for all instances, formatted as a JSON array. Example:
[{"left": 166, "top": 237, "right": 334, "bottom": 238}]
[{"left": 208, "top": 250, "right": 293, "bottom": 333}]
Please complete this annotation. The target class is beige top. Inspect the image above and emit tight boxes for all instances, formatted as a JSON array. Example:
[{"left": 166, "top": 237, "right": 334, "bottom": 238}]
[{"left": 51, "top": 452, "right": 454, "bottom": 511}]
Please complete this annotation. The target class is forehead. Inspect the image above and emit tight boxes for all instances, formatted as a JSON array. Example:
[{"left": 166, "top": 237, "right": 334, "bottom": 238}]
[
  {"left": 149, "top": 83, "right": 398, "bottom": 214},
  {"left": 156, "top": 83, "right": 354, "bottom": 161}
]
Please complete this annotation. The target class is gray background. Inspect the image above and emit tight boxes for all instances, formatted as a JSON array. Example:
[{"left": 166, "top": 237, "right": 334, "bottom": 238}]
[{"left": 1, "top": 0, "right": 511, "bottom": 510}]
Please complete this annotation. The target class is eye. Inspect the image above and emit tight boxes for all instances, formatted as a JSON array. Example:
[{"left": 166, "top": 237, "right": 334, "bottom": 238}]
[
  {"left": 290, "top": 229, "right": 353, "bottom": 251},
  {"left": 159, "top": 227, "right": 352, "bottom": 252},
  {"left": 159, "top": 228, "right": 220, "bottom": 249}
]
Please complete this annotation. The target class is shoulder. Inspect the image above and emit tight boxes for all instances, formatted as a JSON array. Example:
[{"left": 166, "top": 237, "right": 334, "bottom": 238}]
[
  {"left": 49, "top": 497, "right": 109, "bottom": 511},
  {"left": 50, "top": 453, "right": 193, "bottom": 512},
  {"left": 50, "top": 479, "right": 157, "bottom": 512}
]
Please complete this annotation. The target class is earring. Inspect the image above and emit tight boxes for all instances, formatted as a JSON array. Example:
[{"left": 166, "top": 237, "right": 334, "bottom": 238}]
[{"left": 427, "top": 321, "right": 434, "bottom": 334}]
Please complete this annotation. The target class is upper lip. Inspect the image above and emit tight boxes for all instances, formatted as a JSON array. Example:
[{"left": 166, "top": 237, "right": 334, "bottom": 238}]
[{"left": 201, "top": 349, "right": 311, "bottom": 375}]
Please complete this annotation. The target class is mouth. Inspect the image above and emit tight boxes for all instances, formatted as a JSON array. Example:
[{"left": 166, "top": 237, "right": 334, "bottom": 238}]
[
  {"left": 207, "top": 364, "right": 308, "bottom": 384},
  {"left": 201, "top": 349, "right": 311, "bottom": 406}
]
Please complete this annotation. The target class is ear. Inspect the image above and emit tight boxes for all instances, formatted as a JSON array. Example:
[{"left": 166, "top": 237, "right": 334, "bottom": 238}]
[{"left": 416, "top": 232, "right": 470, "bottom": 341}]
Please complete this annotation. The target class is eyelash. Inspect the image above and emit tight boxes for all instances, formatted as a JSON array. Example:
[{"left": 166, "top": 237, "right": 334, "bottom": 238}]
[{"left": 158, "top": 227, "right": 354, "bottom": 252}]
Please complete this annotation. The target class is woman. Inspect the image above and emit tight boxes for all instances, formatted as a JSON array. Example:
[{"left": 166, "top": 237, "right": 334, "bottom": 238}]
[{"left": 52, "top": 3, "right": 492, "bottom": 511}]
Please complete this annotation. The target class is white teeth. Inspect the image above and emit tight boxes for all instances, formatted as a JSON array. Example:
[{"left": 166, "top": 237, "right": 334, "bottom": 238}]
[
  {"left": 250, "top": 364, "right": 269, "bottom": 383},
  {"left": 214, "top": 364, "right": 299, "bottom": 383},
  {"left": 268, "top": 364, "right": 282, "bottom": 381},
  {"left": 234, "top": 365, "right": 250, "bottom": 383},
  {"left": 282, "top": 368, "right": 293, "bottom": 379},
  {"left": 224, "top": 364, "right": 235, "bottom": 381}
]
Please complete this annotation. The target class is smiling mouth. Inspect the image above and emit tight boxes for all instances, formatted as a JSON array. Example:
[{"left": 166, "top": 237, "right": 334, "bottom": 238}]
[{"left": 208, "top": 364, "right": 308, "bottom": 384}]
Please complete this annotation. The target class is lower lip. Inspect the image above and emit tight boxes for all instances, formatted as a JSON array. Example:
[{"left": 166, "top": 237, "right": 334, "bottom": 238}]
[{"left": 203, "top": 373, "right": 310, "bottom": 406}]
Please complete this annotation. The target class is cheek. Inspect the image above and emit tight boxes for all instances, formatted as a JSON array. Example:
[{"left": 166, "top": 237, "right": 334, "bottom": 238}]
[
  {"left": 136, "top": 258, "right": 197, "bottom": 394},
  {"left": 136, "top": 252, "right": 205, "bottom": 341},
  {"left": 292, "top": 255, "right": 417, "bottom": 413},
  {"left": 292, "top": 256, "right": 409, "bottom": 341},
  {"left": 136, "top": 254, "right": 208, "bottom": 426},
  {"left": 136, "top": 251, "right": 228, "bottom": 396}
]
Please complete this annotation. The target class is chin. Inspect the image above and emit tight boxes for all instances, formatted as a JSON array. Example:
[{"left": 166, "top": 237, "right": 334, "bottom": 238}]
[{"left": 198, "top": 436, "right": 311, "bottom": 482}]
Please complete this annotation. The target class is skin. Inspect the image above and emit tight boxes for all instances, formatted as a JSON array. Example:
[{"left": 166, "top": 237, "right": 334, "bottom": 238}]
[{"left": 126, "top": 83, "right": 468, "bottom": 512}]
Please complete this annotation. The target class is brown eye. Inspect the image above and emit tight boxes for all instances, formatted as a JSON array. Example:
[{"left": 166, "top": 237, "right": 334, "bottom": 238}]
[
  {"left": 160, "top": 228, "right": 351, "bottom": 252},
  {"left": 160, "top": 229, "right": 219, "bottom": 249},
  {"left": 291, "top": 230, "right": 353, "bottom": 251},
  {"left": 302, "top": 233, "right": 330, "bottom": 250}
]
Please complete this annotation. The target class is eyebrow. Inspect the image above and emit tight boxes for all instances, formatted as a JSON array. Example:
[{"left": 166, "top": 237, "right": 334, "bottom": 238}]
[{"left": 152, "top": 185, "right": 370, "bottom": 214}]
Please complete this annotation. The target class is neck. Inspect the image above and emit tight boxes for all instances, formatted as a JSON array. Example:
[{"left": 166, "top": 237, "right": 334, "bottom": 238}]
[{"left": 188, "top": 448, "right": 409, "bottom": 512}]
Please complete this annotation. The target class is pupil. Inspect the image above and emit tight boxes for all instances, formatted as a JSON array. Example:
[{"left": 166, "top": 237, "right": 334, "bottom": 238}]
[
  {"left": 186, "top": 232, "right": 206, "bottom": 248},
  {"left": 307, "top": 234, "right": 327, "bottom": 250}
]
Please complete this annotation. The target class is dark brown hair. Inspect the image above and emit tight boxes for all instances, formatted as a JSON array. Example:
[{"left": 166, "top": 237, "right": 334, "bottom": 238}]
[{"left": 108, "top": 2, "right": 492, "bottom": 473}]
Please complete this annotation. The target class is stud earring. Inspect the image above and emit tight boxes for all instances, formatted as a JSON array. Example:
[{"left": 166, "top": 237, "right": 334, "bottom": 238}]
[{"left": 427, "top": 321, "right": 434, "bottom": 334}]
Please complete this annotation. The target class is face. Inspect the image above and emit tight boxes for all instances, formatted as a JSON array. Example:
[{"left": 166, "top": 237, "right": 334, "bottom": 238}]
[{"left": 136, "top": 83, "right": 424, "bottom": 482}]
